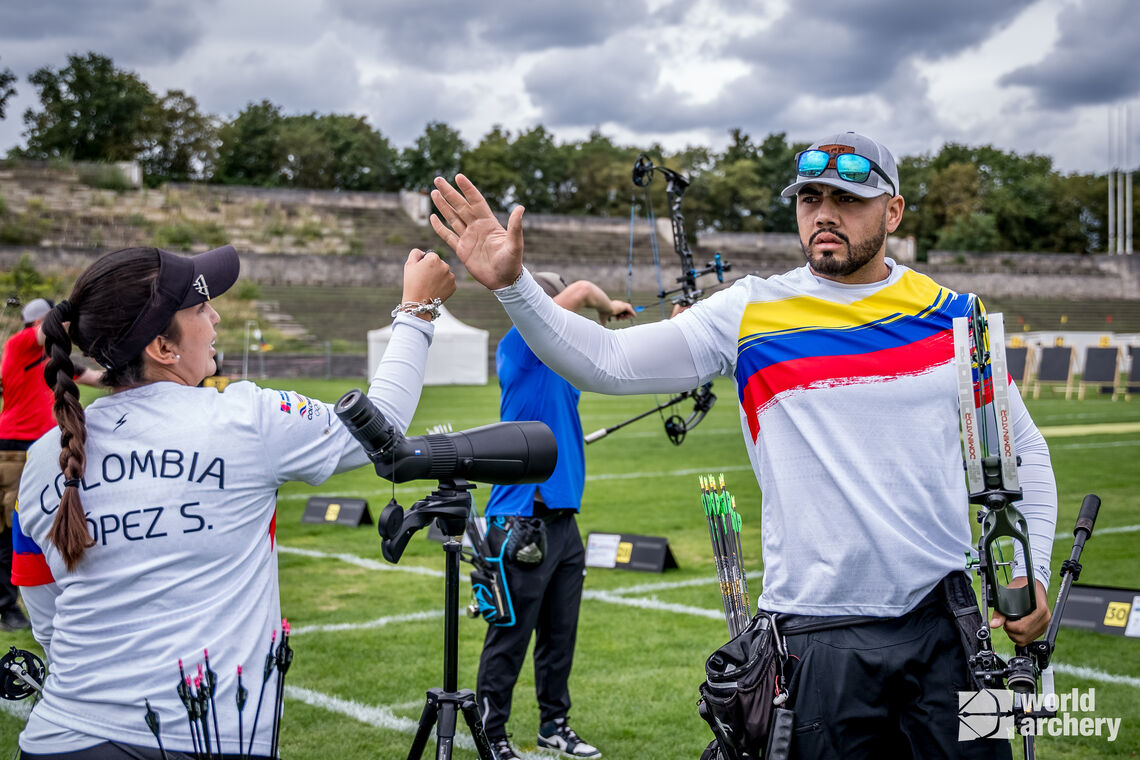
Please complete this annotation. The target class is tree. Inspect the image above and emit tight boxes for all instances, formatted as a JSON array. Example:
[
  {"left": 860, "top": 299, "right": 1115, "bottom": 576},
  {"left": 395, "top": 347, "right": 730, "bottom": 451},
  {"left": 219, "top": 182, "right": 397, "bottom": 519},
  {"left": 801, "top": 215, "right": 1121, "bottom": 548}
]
[
  {"left": 212, "top": 100, "right": 287, "bottom": 186},
  {"left": 460, "top": 126, "right": 518, "bottom": 210},
  {"left": 22, "top": 52, "right": 156, "bottom": 161},
  {"left": 138, "top": 90, "right": 217, "bottom": 186},
  {"left": 686, "top": 130, "right": 766, "bottom": 233},
  {"left": 1055, "top": 172, "right": 1113, "bottom": 253},
  {"left": 562, "top": 130, "right": 635, "bottom": 216},
  {"left": 752, "top": 132, "right": 801, "bottom": 233},
  {"left": 509, "top": 125, "right": 570, "bottom": 213},
  {"left": 398, "top": 121, "right": 466, "bottom": 191},
  {"left": 0, "top": 58, "right": 16, "bottom": 121},
  {"left": 278, "top": 113, "right": 398, "bottom": 191},
  {"left": 676, "top": 130, "right": 798, "bottom": 234}
]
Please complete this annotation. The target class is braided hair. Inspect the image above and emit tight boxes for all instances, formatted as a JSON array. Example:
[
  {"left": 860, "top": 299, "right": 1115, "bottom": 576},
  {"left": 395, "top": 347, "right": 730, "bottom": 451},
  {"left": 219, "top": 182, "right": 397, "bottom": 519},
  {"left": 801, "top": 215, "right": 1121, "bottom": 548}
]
[{"left": 40, "top": 247, "right": 179, "bottom": 569}]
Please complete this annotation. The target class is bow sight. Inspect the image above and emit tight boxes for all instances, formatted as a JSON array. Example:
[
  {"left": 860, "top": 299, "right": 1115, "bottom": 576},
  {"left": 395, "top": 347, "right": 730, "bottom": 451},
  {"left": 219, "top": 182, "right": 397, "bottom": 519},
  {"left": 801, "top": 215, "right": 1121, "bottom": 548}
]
[
  {"left": 584, "top": 156, "right": 729, "bottom": 446},
  {"left": 954, "top": 302, "right": 1101, "bottom": 758}
]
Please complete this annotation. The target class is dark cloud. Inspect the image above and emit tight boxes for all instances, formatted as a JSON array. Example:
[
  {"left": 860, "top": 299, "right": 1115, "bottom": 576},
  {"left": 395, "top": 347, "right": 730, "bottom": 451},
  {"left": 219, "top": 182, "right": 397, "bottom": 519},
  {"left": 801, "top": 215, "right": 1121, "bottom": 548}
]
[
  {"left": 0, "top": 0, "right": 204, "bottom": 66},
  {"left": 191, "top": 41, "right": 362, "bottom": 119},
  {"left": 524, "top": 37, "right": 795, "bottom": 138},
  {"left": 329, "top": 0, "right": 646, "bottom": 58},
  {"left": 479, "top": 2, "right": 647, "bottom": 50},
  {"left": 524, "top": 42, "right": 659, "bottom": 128},
  {"left": 724, "top": 0, "right": 1033, "bottom": 96},
  {"left": 999, "top": 0, "right": 1140, "bottom": 108}
]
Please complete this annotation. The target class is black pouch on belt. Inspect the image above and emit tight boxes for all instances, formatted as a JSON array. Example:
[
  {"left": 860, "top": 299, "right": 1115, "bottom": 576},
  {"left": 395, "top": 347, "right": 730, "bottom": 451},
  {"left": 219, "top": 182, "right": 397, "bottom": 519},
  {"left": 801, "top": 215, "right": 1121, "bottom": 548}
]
[
  {"left": 504, "top": 516, "right": 547, "bottom": 567},
  {"left": 938, "top": 570, "right": 990, "bottom": 689},
  {"left": 697, "top": 611, "right": 791, "bottom": 760}
]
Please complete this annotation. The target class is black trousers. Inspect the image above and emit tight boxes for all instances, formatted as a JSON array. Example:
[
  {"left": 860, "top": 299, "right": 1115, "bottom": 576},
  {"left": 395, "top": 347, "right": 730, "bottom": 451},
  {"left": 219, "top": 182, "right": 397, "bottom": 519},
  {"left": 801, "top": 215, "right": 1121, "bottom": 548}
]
[
  {"left": 780, "top": 588, "right": 1012, "bottom": 760},
  {"left": 476, "top": 511, "right": 585, "bottom": 739},
  {"left": 0, "top": 523, "right": 17, "bottom": 611}
]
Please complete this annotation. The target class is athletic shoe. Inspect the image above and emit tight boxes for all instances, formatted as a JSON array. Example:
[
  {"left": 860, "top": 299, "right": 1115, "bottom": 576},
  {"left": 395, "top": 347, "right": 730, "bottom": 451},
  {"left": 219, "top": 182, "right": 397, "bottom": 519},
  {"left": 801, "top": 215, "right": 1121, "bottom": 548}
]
[
  {"left": 537, "top": 717, "right": 601, "bottom": 758},
  {"left": 489, "top": 735, "right": 521, "bottom": 760},
  {"left": 0, "top": 605, "right": 30, "bottom": 631}
]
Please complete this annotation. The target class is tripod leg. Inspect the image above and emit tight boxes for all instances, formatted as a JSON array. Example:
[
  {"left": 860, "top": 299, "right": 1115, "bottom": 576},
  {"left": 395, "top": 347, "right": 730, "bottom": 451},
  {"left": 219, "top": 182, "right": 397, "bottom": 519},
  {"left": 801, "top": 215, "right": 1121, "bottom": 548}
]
[
  {"left": 435, "top": 698, "right": 458, "bottom": 760},
  {"left": 460, "top": 693, "right": 495, "bottom": 760},
  {"left": 407, "top": 690, "right": 440, "bottom": 760}
]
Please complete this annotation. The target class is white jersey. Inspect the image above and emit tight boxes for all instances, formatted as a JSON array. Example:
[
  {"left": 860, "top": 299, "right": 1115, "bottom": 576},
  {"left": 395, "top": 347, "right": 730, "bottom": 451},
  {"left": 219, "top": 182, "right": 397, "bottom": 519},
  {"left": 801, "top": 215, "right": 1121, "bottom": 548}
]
[
  {"left": 675, "top": 261, "right": 1055, "bottom": 615},
  {"left": 494, "top": 264, "right": 1056, "bottom": 617},
  {"left": 15, "top": 314, "right": 433, "bottom": 755}
]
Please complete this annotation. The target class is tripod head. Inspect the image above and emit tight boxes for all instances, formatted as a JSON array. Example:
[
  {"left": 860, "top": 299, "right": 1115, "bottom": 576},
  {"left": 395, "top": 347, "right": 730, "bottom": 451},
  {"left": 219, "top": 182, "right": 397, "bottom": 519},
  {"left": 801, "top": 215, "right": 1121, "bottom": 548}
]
[{"left": 377, "top": 479, "right": 476, "bottom": 563}]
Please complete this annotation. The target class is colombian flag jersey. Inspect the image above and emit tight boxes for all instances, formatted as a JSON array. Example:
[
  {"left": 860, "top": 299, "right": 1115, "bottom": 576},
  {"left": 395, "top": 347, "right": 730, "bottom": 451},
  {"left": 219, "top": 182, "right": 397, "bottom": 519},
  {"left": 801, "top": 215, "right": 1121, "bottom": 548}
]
[
  {"left": 674, "top": 260, "right": 981, "bottom": 615},
  {"left": 734, "top": 263, "right": 973, "bottom": 440}
]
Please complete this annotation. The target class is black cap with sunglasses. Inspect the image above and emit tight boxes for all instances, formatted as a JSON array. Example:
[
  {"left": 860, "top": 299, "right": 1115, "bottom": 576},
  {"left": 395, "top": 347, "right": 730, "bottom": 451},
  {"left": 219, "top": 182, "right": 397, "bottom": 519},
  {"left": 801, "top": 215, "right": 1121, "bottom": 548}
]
[{"left": 781, "top": 131, "right": 900, "bottom": 200}]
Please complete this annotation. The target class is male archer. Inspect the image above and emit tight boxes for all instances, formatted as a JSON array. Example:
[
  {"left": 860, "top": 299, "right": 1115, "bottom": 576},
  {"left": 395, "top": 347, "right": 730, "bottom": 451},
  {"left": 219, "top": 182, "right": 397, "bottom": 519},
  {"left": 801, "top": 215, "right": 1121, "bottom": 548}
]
[
  {"left": 479, "top": 272, "right": 633, "bottom": 760},
  {"left": 429, "top": 132, "right": 1057, "bottom": 758}
]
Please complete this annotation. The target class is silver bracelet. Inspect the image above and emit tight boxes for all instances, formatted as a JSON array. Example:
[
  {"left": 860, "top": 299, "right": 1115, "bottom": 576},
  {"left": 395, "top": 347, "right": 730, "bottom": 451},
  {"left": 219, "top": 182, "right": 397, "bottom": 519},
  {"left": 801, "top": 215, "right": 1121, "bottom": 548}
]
[{"left": 391, "top": 298, "right": 443, "bottom": 321}]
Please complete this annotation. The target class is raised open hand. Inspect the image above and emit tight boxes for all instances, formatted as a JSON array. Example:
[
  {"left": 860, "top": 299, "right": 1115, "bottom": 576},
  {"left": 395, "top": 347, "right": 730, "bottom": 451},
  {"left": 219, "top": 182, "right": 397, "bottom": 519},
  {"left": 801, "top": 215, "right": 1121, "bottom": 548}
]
[{"left": 429, "top": 174, "right": 525, "bottom": 290}]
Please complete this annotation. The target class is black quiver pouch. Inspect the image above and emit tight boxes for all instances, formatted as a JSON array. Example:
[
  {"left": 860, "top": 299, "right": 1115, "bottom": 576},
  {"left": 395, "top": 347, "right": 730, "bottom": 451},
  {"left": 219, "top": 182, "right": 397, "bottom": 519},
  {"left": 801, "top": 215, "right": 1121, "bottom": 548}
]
[
  {"left": 467, "top": 517, "right": 515, "bottom": 627},
  {"left": 938, "top": 570, "right": 992, "bottom": 689},
  {"left": 697, "top": 611, "right": 791, "bottom": 760},
  {"left": 504, "top": 516, "right": 547, "bottom": 566}
]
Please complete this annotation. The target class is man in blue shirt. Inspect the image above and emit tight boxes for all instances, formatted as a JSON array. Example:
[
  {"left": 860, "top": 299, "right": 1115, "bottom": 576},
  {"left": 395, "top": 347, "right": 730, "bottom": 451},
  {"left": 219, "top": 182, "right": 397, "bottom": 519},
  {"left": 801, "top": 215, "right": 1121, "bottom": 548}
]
[{"left": 480, "top": 272, "right": 635, "bottom": 760}]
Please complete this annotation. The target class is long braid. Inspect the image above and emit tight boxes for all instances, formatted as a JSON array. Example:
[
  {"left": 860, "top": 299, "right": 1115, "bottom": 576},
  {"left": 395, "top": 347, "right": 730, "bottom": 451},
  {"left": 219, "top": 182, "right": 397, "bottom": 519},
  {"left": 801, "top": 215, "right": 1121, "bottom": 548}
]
[{"left": 42, "top": 300, "right": 95, "bottom": 570}]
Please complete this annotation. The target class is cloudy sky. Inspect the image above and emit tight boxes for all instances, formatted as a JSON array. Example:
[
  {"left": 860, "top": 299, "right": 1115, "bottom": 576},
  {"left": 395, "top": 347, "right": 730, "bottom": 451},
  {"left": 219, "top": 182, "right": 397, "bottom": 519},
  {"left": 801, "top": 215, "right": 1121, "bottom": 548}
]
[{"left": 1, "top": 0, "right": 1137, "bottom": 175}]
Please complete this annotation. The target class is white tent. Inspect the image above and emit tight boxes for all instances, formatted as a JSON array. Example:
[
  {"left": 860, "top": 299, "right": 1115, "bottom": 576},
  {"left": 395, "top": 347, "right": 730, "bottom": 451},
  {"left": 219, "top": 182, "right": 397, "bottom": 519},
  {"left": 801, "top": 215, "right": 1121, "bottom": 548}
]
[{"left": 367, "top": 305, "right": 489, "bottom": 385}]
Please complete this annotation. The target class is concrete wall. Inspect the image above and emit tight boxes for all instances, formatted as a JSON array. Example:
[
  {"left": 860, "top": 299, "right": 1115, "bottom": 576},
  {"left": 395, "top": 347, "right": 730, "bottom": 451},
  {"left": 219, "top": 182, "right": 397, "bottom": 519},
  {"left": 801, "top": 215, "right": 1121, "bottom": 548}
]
[
  {"left": 923, "top": 250, "right": 1140, "bottom": 300},
  {"left": 165, "top": 183, "right": 403, "bottom": 210},
  {"left": 6, "top": 245, "right": 1139, "bottom": 300}
]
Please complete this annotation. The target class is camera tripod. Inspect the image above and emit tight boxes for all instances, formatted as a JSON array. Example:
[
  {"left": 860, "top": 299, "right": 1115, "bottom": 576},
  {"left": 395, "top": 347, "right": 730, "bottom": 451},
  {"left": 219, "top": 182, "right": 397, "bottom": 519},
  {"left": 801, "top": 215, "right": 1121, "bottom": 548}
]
[{"left": 377, "top": 479, "right": 495, "bottom": 760}]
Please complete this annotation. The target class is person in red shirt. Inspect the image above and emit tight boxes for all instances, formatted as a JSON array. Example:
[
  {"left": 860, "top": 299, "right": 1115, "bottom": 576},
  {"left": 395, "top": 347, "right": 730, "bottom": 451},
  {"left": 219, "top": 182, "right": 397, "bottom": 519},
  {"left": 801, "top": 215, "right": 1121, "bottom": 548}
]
[{"left": 0, "top": 298, "right": 101, "bottom": 630}]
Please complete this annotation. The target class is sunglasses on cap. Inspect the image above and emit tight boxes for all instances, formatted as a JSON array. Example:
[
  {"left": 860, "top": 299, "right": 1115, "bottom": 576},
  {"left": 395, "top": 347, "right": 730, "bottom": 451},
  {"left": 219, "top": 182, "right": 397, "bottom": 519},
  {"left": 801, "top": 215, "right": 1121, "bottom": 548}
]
[{"left": 795, "top": 149, "right": 896, "bottom": 197}]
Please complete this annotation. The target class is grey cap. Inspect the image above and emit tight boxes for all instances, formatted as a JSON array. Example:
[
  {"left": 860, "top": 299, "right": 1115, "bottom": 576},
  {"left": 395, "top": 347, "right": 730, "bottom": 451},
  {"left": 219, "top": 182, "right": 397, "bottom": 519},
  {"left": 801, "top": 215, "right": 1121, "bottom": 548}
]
[
  {"left": 21, "top": 298, "right": 52, "bottom": 323},
  {"left": 781, "top": 131, "right": 900, "bottom": 199},
  {"left": 533, "top": 271, "right": 568, "bottom": 298}
]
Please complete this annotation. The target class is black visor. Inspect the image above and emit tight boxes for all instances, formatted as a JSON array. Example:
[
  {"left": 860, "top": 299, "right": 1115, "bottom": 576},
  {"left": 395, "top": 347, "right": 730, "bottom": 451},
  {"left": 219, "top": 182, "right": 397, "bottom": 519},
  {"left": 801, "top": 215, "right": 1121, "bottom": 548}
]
[{"left": 96, "top": 246, "right": 240, "bottom": 370}]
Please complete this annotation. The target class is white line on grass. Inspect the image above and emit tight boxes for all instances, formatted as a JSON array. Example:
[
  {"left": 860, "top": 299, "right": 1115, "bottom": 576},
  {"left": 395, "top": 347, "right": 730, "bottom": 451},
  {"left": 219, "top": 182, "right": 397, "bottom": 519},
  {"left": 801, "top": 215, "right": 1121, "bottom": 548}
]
[
  {"left": 601, "top": 577, "right": 721, "bottom": 595},
  {"left": 291, "top": 610, "right": 444, "bottom": 635},
  {"left": 1052, "top": 439, "right": 1140, "bottom": 450},
  {"left": 1054, "top": 523, "right": 1140, "bottom": 539},
  {"left": 1051, "top": 662, "right": 1140, "bottom": 689},
  {"left": 583, "top": 589, "right": 724, "bottom": 619},
  {"left": 284, "top": 685, "right": 552, "bottom": 759},
  {"left": 578, "top": 426, "right": 741, "bottom": 439},
  {"left": 278, "top": 545, "right": 443, "bottom": 578},
  {"left": 600, "top": 573, "right": 762, "bottom": 596},
  {"left": 0, "top": 698, "right": 32, "bottom": 720},
  {"left": 283, "top": 685, "right": 422, "bottom": 740},
  {"left": 586, "top": 464, "right": 754, "bottom": 482}
]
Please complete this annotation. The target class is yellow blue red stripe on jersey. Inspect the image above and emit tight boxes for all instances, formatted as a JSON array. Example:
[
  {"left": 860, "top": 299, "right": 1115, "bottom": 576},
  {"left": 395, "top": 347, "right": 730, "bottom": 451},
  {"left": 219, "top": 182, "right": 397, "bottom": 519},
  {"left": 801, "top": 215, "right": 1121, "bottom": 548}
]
[
  {"left": 735, "top": 270, "right": 974, "bottom": 441},
  {"left": 11, "top": 501, "right": 54, "bottom": 586}
]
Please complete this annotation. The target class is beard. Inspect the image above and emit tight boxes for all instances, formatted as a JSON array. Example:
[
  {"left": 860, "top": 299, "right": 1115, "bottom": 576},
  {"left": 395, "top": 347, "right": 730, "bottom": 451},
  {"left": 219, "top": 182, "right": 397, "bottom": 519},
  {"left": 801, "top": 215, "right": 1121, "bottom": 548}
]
[{"left": 801, "top": 218, "right": 887, "bottom": 278}]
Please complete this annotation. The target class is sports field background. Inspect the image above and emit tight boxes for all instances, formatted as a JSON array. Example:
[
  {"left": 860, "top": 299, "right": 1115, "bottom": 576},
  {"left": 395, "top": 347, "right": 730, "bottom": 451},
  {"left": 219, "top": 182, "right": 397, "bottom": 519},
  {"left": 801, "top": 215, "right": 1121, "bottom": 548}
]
[{"left": 3, "top": 380, "right": 1139, "bottom": 759}]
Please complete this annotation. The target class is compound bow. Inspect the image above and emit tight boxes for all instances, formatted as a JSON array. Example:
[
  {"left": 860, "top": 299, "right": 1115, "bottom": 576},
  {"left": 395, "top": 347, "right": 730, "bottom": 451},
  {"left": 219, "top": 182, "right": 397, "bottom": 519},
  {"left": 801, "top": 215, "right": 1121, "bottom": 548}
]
[
  {"left": 584, "top": 155, "right": 730, "bottom": 446},
  {"left": 955, "top": 303, "right": 1102, "bottom": 759}
]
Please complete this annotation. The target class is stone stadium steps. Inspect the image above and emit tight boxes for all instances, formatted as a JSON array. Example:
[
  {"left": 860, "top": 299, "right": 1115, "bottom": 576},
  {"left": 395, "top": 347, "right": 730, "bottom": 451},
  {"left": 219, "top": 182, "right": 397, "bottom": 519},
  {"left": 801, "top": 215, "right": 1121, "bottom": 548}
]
[{"left": 984, "top": 298, "right": 1140, "bottom": 334}]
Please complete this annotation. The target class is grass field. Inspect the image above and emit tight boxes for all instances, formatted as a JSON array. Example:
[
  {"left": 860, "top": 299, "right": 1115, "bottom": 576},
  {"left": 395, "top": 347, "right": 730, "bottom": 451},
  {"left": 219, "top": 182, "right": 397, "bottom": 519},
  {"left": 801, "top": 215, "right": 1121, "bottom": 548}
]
[{"left": 3, "top": 380, "right": 1139, "bottom": 759}]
